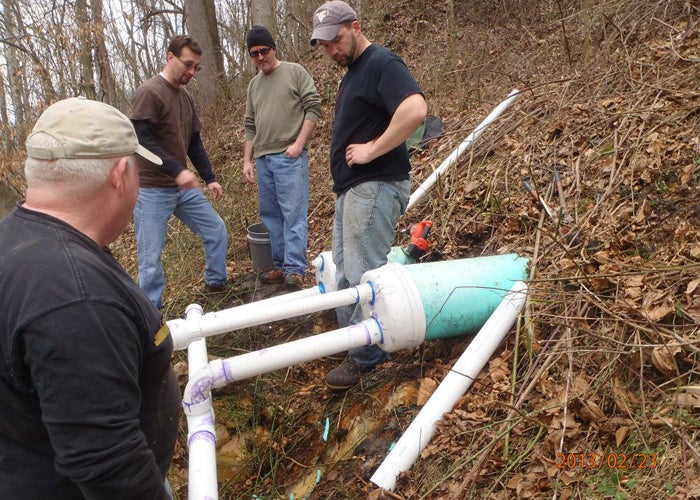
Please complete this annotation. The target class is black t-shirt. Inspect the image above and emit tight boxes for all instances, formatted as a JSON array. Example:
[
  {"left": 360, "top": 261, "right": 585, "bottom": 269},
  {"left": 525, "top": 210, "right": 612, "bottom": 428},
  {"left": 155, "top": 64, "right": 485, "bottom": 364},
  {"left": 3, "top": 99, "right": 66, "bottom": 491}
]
[
  {"left": 330, "top": 44, "right": 423, "bottom": 194},
  {"left": 0, "top": 206, "right": 181, "bottom": 499}
]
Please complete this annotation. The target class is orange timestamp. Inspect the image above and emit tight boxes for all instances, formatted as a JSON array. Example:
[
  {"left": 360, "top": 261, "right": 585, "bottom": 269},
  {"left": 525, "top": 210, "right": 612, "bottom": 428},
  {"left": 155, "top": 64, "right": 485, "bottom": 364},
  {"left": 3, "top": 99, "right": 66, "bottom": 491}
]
[{"left": 556, "top": 452, "right": 658, "bottom": 470}]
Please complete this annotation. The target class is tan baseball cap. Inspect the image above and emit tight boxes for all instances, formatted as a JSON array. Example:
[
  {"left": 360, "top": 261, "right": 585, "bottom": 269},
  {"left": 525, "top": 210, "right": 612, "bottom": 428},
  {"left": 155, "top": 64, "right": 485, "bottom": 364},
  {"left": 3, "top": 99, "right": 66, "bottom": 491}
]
[
  {"left": 310, "top": 0, "right": 357, "bottom": 46},
  {"left": 26, "top": 97, "right": 162, "bottom": 165}
]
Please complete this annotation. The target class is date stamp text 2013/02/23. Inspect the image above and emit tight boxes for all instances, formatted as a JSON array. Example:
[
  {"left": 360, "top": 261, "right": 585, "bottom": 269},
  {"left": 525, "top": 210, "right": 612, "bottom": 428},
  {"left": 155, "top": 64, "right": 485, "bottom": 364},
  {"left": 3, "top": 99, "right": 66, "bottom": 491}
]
[{"left": 556, "top": 453, "right": 658, "bottom": 470}]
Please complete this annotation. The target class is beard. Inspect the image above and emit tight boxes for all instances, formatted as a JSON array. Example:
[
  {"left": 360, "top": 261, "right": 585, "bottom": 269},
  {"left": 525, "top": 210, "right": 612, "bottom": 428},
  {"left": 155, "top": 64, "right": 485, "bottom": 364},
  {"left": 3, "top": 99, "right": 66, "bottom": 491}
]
[{"left": 336, "top": 36, "right": 357, "bottom": 67}]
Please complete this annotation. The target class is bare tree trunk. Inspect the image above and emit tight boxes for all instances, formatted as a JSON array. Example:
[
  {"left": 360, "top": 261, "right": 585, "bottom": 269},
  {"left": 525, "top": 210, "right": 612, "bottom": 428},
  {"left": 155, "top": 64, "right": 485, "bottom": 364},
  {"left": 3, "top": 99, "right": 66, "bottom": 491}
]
[
  {"left": 184, "top": 0, "right": 225, "bottom": 117},
  {"left": 2, "top": 0, "right": 56, "bottom": 112},
  {"left": 0, "top": 70, "right": 9, "bottom": 156},
  {"left": 250, "top": 0, "right": 275, "bottom": 28},
  {"left": 74, "top": 0, "right": 119, "bottom": 105},
  {"left": 1, "top": 0, "right": 26, "bottom": 131},
  {"left": 76, "top": 0, "right": 97, "bottom": 99},
  {"left": 279, "top": 0, "right": 316, "bottom": 61},
  {"left": 91, "top": 0, "right": 121, "bottom": 106}
]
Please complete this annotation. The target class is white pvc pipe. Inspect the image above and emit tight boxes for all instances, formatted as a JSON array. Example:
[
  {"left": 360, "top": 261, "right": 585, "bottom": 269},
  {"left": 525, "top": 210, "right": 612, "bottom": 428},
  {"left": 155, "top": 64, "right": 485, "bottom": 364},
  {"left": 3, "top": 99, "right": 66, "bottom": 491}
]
[
  {"left": 312, "top": 246, "right": 413, "bottom": 293},
  {"left": 244, "top": 285, "right": 325, "bottom": 305},
  {"left": 181, "top": 305, "right": 218, "bottom": 500},
  {"left": 369, "top": 281, "right": 528, "bottom": 491},
  {"left": 168, "top": 283, "right": 376, "bottom": 351},
  {"left": 180, "top": 318, "right": 384, "bottom": 497},
  {"left": 406, "top": 89, "right": 521, "bottom": 211},
  {"left": 182, "top": 318, "right": 384, "bottom": 405},
  {"left": 311, "top": 251, "right": 336, "bottom": 292}
]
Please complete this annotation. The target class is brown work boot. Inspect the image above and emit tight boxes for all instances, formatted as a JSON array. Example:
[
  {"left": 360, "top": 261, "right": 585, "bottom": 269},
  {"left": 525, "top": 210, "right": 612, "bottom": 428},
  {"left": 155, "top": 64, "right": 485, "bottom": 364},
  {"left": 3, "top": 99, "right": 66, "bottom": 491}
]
[
  {"left": 325, "top": 358, "right": 362, "bottom": 390},
  {"left": 284, "top": 273, "right": 304, "bottom": 291},
  {"left": 260, "top": 268, "right": 284, "bottom": 284}
]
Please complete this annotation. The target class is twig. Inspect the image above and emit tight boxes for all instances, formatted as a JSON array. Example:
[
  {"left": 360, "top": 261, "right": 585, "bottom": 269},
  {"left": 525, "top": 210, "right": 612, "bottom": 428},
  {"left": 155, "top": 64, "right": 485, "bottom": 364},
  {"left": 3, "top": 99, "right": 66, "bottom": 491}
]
[{"left": 553, "top": 168, "right": 569, "bottom": 217}]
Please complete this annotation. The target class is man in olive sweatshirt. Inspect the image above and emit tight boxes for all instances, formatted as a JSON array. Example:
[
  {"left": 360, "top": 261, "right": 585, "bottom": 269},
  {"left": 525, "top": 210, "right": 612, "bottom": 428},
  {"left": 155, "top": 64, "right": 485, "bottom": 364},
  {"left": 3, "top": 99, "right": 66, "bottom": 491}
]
[{"left": 243, "top": 25, "right": 322, "bottom": 292}]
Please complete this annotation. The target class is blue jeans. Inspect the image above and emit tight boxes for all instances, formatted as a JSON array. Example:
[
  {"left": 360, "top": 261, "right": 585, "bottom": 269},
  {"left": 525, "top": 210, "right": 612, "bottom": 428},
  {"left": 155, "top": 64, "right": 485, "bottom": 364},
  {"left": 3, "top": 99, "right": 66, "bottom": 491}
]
[
  {"left": 333, "top": 179, "right": 410, "bottom": 369},
  {"left": 256, "top": 151, "right": 309, "bottom": 276},
  {"left": 134, "top": 187, "right": 228, "bottom": 309}
]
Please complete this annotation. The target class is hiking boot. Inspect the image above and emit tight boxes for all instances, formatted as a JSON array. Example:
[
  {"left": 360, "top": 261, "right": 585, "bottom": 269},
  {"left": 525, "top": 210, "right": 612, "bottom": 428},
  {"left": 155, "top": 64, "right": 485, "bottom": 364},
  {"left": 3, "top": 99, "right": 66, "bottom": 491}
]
[
  {"left": 260, "top": 268, "right": 285, "bottom": 284},
  {"left": 284, "top": 273, "right": 304, "bottom": 291},
  {"left": 325, "top": 358, "right": 362, "bottom": 390},
  {"left": 203, "top": 282, "right": 228, "bottom": 293}
]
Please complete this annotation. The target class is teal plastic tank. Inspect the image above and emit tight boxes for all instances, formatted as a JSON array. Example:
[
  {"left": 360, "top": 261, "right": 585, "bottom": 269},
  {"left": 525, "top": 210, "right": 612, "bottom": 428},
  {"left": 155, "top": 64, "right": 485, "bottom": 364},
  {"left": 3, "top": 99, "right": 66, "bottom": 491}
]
[{"left": 402, "top": 254, "right": 529, "bottom": 340}]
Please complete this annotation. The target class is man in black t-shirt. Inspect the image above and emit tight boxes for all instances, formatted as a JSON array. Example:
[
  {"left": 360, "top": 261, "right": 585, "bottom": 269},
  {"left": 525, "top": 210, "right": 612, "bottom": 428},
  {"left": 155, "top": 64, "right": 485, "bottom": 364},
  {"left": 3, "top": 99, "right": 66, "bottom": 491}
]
[
  {"left": 0, "top": 97, "right": 181, "bottom": 499},
  {"left": 311, "top": 1, "right": 428, "bottom": 389}
]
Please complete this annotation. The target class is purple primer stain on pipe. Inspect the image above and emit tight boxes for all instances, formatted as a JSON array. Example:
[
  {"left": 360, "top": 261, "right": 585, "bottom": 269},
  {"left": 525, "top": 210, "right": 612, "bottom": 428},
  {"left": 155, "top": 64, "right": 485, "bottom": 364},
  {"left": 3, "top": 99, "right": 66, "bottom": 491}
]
[
  {"left": 221, "top": 360, "right": 236, "bottom": 383},
  {"left": 189, "top": 375, "right": 215, "bottom": 404},
  {"left": 188, "top": 429, "right": 216, "bottom": 447},
  {"left": 364, "top": 324, "right": 372, "bottom": 345},
  {"left": 347, "top": 322, "right": 372, "bottom": 345}
]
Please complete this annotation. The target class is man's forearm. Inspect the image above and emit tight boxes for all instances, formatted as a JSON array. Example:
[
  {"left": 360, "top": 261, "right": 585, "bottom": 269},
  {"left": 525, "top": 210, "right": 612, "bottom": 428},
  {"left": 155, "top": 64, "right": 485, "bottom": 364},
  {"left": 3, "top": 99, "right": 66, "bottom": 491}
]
[
  {"left": 187, "top": 132, "right": 216, "bottom": 184},
  {"left": 370, "top": 93, "right": 427, "bottom": 158},
  {"left": 294, "top": 119, "right": 317, "bottom": 149}
]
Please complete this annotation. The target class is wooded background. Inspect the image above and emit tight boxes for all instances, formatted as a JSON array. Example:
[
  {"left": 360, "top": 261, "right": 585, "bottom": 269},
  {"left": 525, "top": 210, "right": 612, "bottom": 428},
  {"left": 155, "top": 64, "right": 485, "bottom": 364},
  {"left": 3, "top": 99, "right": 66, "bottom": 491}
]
[{"left": 0, "top": 0, "right": 327, "bottom": 151}]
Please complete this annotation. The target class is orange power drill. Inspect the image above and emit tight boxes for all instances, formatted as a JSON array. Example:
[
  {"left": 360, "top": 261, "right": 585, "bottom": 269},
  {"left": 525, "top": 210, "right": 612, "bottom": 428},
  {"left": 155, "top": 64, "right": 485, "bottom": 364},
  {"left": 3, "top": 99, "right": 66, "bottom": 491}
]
[{"left": 402, "top": 220, "right": 433, "bottom": 260}]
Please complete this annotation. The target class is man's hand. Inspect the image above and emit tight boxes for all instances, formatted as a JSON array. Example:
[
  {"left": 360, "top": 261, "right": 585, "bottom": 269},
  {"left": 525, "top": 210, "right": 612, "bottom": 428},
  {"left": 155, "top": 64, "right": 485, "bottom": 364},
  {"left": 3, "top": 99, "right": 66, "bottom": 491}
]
[
  {"left": 345, "top": 139, "right": 377, "bottom": 167},
  {"left": 207, "top": 182, "right": 224, "bottom": 202},
  {"left": 345, "top": 93, "right": 427, "bottom": 168},
  {"left": 285, "top": 142, "right": 303, "bottom": 159},
  {"left": 243, "top": 161, "right": 256, "bottom": 184},
  {"left": 175, "top": 170, "right": 201, "bottom": 190}
]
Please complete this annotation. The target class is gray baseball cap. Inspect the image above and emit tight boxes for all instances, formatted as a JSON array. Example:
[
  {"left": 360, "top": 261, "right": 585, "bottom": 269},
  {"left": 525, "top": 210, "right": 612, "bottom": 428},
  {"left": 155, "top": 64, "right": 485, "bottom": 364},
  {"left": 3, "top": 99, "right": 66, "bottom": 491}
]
[
  {"left": 310, "top": 0, "right": 357, "bottom": 46},
  {"left": 26, "top": 97, "right": 162, "bottom": 165}
]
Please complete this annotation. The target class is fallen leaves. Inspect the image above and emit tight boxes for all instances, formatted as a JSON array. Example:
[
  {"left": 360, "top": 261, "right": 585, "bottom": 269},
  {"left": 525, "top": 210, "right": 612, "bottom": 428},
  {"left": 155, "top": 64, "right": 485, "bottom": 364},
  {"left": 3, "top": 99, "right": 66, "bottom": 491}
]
[
  {"left": 614, "top": 425, "right": 630, "bottom": 447},
  {"left": 673, "top": 386, "right": 700, "bottom": 410},
  {"left": 651, "top": 344, "right": 683, "bottom": 376},
  {"left": 416, "top": 377, "right": 437, "bottom": 406}
]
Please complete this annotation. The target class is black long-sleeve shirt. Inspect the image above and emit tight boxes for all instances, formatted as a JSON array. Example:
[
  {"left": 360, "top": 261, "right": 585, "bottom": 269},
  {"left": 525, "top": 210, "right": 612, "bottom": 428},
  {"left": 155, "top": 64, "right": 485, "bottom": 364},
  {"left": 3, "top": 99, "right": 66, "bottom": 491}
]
[{"left": 0, "top": 206, "right": 182, "bottom": 499}]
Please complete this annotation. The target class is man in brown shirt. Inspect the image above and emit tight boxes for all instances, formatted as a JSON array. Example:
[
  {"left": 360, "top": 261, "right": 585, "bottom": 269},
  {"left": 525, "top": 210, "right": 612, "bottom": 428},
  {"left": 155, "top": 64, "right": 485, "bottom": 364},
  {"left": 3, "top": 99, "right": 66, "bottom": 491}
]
[{"left": 130, "top": 35, "right": 229, "bottom": 309}]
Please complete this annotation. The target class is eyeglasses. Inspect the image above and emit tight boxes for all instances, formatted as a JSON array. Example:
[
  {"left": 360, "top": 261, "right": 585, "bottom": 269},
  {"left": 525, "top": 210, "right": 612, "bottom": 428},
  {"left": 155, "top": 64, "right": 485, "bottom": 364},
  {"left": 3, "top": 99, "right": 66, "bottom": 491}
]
[
  {"left": 177, "top": 57, "right": 202, "bottom": 72},
  {"left": 249, "top": 47, "right": 272, "bottom": 58}
]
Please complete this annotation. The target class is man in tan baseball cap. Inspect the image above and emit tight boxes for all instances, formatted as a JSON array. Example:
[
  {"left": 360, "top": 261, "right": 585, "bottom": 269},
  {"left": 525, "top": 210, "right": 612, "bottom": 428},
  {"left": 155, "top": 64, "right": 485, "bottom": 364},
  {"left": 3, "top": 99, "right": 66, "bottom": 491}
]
[
  {"left": 0, "top": 97, "right": 181, "bottom": 498},
  {"left": 25, "top": 96, "right": 161, "bottom": 165},
  {"left": 22, "top": 96, "right": 162, "bottom": 245}
]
